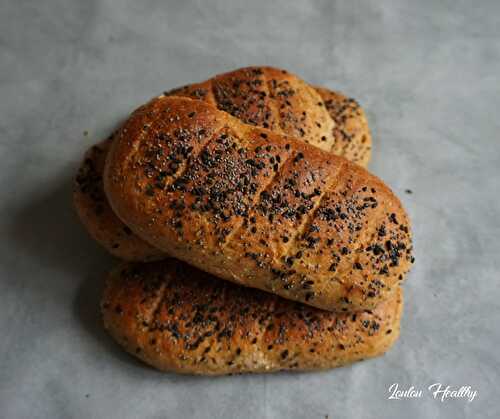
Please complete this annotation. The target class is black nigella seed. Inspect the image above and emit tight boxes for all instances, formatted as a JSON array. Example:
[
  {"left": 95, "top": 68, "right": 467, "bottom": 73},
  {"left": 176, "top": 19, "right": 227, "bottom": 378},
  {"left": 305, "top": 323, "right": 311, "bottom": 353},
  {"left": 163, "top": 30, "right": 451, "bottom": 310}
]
[
  {"left": 145, "top": 184, "right": 155, "bottom": 196},
  {"left": 294, "top": 152, "right": 304, "bottom": 163}
]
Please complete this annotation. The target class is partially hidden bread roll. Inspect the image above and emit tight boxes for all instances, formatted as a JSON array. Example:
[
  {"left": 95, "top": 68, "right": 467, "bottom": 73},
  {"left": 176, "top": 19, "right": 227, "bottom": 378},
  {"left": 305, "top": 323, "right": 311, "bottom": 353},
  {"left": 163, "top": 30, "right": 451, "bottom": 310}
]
[
  {"left": 313, "top": 86, "right": 371, "bottom": 165},
  {"left": 104, "top": 96, "right": 413, "bottom": 311},
  {"left": 73, "top": 137, "right": 165, "bottom": 261},
  {"left": 102, "top": 260, "right": 403, "bottom": 375},
  {"left": 74, "top": 67, "right": 371, "bottom": 262},
  {"left": 166, "top": 66, "right": 371, "bottom": 167}
]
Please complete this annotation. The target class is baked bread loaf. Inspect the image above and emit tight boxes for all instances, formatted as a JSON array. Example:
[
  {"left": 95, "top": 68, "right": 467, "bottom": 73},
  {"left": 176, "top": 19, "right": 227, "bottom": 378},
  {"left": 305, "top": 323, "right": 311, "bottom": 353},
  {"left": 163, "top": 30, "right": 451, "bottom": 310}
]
[
  {"left": 102, "top": 260, "right": 403, "bottom": 375},
  {"left": 165, "top": 66, "right": 371, "bottom": 167},
  {"left": 314, "top": 86, "right": 371, "bottom": 165},
  {"left": 73, "top": 137, "right": 165, "bottom": 261},
  {"left": 74, "top": 67, "right": 371, "bottom": 262},
  {"left": 104, "top": 96, "right": 413, "bottom": 311}
]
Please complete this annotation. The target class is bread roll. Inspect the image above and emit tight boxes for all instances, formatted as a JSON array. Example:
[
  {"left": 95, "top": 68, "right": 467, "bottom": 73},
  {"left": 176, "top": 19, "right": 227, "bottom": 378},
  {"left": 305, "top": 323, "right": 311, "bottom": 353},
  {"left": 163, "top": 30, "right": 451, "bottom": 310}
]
[
  {"left": 314, "top": 86, "right": 371, "bottom": 166},
  {"left": 74, "top": 69, "right": 371, "bottom": 262},
  {"left": 102, "top": 260, "right": 403, "bottom": 375},
  {"left": 166, "top": 66, "right": 371, "bottom": 166},
  {"left": 73, "top": 137, "right": 165, "bottom": 261},
  {"left": 104, "top": 96, "right": 413, "bottom": 311}
]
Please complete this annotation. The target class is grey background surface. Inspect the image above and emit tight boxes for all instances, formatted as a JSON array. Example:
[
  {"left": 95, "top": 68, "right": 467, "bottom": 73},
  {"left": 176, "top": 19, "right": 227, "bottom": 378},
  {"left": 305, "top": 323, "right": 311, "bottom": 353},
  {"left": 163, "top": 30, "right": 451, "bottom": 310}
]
[{"left": 1, "top": 0, "right": 499, "bottom": 418}]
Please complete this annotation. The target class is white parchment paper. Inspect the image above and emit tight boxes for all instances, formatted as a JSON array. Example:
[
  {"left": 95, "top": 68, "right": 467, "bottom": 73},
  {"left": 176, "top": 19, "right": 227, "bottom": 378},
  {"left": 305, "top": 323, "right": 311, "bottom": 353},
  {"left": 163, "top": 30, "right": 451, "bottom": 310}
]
[{"left": 1, "top": 1, "right": 499, "bottom": 418}]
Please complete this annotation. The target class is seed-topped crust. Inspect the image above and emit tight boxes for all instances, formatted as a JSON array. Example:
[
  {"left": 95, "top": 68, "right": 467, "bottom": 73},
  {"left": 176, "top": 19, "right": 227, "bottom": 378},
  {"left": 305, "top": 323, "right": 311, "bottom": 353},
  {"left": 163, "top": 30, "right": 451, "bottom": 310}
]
[
  {"left": 314, "top": 87, "right": 371, "bottom": 167},
  {"left": 74, "top": 67, "right": 372, "bottom": 262},
  {"left": 166, "top": 66, "right": 371, "bottom": 165},
  {"left": 104, "top": 96, "right": 413, "bottom": 311},
  {"left": 102, "top": 260, "right": 403, "bottom": 375},
  {"left": 73, "top": 137, "right": 164, "bottom": 261}
]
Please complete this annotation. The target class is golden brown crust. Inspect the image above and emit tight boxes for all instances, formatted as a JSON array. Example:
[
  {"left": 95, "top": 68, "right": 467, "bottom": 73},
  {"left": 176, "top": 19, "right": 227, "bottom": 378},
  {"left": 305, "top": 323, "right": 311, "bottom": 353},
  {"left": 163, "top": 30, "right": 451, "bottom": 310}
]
[
  {"left": 73, "top": 138, "right": 164, "bottom": 261},
  {"left": 165, "top": 66, "right": 371, "bottom": 165},
  {"left": 104, "top": 96, "right": 413, "bottom": 311},
  {"left": 74, "top": 67, "right": 372, "bottom": 262},
  {"left": 102, "top": 260, "right": 403, "bottom": 375},
  {"left": 314, "top": 87, "right": 372, "bottom": 167}
]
